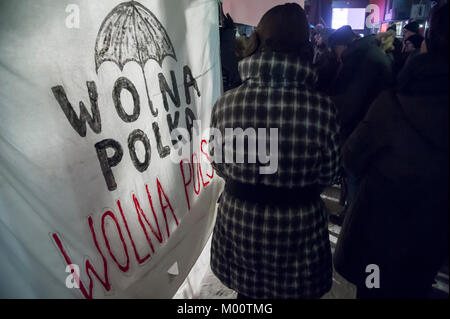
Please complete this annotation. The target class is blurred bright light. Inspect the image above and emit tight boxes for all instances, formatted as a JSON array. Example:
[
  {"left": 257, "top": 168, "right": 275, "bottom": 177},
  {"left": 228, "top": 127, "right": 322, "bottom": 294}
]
[{"left": 332, "top": 8, "right": 366, "bottom": 30}]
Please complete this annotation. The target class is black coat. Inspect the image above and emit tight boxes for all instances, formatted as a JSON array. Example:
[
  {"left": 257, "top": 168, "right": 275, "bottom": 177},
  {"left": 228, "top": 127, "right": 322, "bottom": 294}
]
[
  {"left": 220, "top": 26, "right": 242, "bottom": 92},
  {"left": 334, "top": 53, "right": 449, "bottom": 292},
  {"left": 332, "top": 36, "right": 394, "bottom": 145},
  {"left": 315, "top": 49, "right": 340, "bottom": 95}
]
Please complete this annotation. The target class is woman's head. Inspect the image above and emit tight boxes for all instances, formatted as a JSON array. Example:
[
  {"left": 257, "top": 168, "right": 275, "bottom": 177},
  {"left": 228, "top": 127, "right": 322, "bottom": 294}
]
[{"left": 243, "top": 3, "right": 310, "bottom": 57}]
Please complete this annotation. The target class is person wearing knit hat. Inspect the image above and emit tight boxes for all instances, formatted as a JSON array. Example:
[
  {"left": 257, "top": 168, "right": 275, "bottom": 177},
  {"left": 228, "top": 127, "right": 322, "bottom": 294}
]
[{"left": 210, "top": 3, "right": 340, "bottom": 299}]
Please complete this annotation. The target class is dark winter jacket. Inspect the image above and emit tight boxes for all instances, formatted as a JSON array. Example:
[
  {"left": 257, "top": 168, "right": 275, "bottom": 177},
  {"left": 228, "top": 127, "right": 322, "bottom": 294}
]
[
  {"left": 315, "top": 49, "right": 340, "bottom": 94},
  {"left": 332, "top": 35, "right": 394, "bottom": 145},
  {"left": 210, "top": 50, "right": 341, "bottom": 298},
  {"left": 334, "top": 53, "right": 449, "bottom": 293}
]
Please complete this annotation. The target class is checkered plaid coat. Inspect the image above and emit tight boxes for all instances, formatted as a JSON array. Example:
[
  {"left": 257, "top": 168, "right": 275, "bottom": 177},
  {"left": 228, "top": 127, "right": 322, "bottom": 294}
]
[{"left": 209, "top": 50, "right": 341, "bottom": 298}]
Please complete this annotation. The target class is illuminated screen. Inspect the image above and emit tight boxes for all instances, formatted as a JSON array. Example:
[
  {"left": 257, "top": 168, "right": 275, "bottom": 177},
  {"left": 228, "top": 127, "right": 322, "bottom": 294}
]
[
  {"left": 332, "top": 8, "right": 366, "bottom": 30},
  {"left": 380, "top": 23, "right": 388, "bottom": 32}
]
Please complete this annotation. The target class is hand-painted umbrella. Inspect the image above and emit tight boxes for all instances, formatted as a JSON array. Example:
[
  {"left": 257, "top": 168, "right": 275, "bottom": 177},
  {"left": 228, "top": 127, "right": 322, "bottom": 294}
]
[{"left": 95, "top": 0, "right": 177, "bottom": 117}]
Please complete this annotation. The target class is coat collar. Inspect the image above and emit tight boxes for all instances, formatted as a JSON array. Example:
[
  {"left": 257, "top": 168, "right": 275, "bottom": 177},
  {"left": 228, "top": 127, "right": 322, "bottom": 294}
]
[{"left": 238, "top": 49, "right": 318, "bottom": 88}]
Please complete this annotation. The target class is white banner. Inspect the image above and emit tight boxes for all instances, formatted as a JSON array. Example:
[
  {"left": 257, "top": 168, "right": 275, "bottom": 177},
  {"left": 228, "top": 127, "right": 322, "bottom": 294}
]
[{"left": 0, "top": 0, "right": 223, "bottom": 298}]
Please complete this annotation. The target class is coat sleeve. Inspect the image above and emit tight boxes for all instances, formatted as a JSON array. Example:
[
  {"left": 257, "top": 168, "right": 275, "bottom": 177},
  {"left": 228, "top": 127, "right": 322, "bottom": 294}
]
[
  {"left": 318, "top": 101, "right": 342, "bottom": 186},
  {"left": 209, "top": 101, "right": 226, "bottom": 179},
  {"left": 342, "top": 91, "right": 393, "bottom": 177}
]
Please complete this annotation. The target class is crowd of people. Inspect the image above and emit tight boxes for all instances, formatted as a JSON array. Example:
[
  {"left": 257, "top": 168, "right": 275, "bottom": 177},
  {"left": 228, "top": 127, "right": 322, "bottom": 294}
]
[{"left": 212, "top": 2, "right": 448, "bottom": 299}]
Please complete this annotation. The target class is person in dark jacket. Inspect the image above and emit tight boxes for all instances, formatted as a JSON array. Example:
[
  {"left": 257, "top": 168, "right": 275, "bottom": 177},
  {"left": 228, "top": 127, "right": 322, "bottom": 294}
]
[
  {"left": 334, "top": 3, "right": 449, "bottom": 299},
  {"left": 314, "top": 28, "right": 339, "bottom": 94},
  {"left": 209, "top": 3, "right": 341, "bottom": 299},
  {"left": 220, "top": 11, "right": 242, "bottom": 92},
  {"left": 328, "top": 25, "right": 358, "bottom": 65},
  {"left": 314, "top": 26, "right": 357, "bottom": 96},
  {"left": 331, "top": 31, "right": 394, "bottom": 208},
  {"left": 332, "top": 33, "right": 394, "bottom": 145}
]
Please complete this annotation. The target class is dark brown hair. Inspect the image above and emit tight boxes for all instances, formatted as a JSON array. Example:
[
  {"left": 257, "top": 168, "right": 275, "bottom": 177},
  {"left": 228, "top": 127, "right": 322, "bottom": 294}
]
[{"left": 243, "top": 3, "right": 310, "bottom": 58}]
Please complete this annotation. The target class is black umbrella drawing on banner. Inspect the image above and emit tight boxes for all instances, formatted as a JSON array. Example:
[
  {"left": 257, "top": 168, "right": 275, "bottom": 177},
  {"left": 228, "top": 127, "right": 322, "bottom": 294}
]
[{"left": 95, "top": 0, "right": 177, "bottom": 117}]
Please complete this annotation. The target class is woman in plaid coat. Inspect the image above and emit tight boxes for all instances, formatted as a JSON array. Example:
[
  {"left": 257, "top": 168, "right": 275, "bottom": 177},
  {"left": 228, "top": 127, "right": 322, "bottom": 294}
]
[{"left": 209, "top": 4, "right": 341, "bottom": 299}]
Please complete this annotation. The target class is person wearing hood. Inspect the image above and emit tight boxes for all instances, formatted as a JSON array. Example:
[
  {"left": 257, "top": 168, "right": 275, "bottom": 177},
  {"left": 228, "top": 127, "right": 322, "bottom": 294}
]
[
  {"left": 334, "top": 3, "right": 449, "bottom": 298},
  {"left": 209, "top": 3, "right": 340, "bottom": 299}
]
